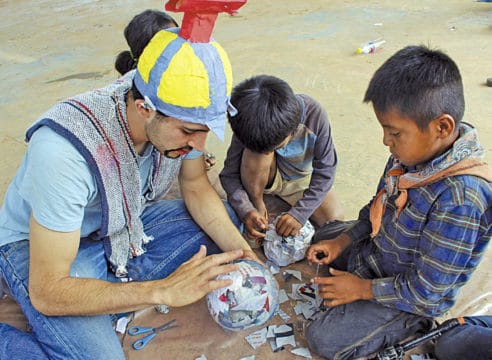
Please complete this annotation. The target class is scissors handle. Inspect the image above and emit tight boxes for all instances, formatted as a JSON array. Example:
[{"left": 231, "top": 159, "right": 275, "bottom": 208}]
[
  {"left": 132, "top": 333, "right": 157, "bottom": 350},
  {"left": 128, "top": 326, "right": 152, "bottom": 336}
]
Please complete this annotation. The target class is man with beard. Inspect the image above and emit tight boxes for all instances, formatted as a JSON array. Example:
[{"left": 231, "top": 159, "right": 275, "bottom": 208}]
[{"left": 0, "top": 26, "right": 255, "bottom": 358}]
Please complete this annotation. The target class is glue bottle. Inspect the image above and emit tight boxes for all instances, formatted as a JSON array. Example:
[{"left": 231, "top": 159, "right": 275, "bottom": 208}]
[{"left": 356, "top": 38, "right": 386, "bottom": 54}]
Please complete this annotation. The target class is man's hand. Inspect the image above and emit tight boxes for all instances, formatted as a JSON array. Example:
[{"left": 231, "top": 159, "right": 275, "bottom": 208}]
[
  {"left": 311, "top": 268, "right": 373, "bottom": 307},
  {"left": 275, "top": 213, "right": 302, "bottom": 237},
  {"left": 305, "top": 234, "right": 352, "bottom": 265},
  {"left": 241, "top": 248, "right": 263, "bottom": 264},
  {"left": 244, "top": 209, "right": 268, "bottom": 238},
  {"left": 159, "top": 246, "right": 244, "bottom": 307}
]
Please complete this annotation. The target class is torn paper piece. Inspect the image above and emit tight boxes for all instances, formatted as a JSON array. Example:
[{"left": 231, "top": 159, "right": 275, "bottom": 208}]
[
  {"left": 301, "top": 301, "right": 319, "bottom": 320},
  {"left": 115, "top": 316, "right": 129, "bottom": 334},
  {"left": 245, "top": 327, "right": 267, "bottom": 350},
  {"left": 195, "top": 355, "right": 207, "bottom": 360},
  {"left": 291, "top": 347, "right": 312, "bottom": 359},
  {"left": 297, "top": 283, "right": 316, "bottom": 302},
  {"left": 289, "top": 283, "right": 305, "bottom": 300},
  {"left": 267, "top": 324, "right": 296, "bottom": 351},
  {"left": 278, "top": 289, "right": 289, "bottom": 304},
  {"left": 294, "top": 302, "right": 304, "bottom": 316},
  {"left": 284, "top": 270, "right": 303, "bottom": 281},
  {"left": 297, "top": 283, "right": 323, "bottom": 308},
  {"left": 277, "top": 308, "right": 291, "bottom": 322},
  {"left": 269, "top": 339, "right": 285, "bottom": 353},
  {"left": 274, "top": 324, "right": 296, "bottom": 348},
  {"left": 239, "top": 356, "right": 255, "bottom": 360}
]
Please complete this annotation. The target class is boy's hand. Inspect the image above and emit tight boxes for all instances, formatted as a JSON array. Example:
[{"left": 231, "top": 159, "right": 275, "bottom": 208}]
[
  {"left": 275, "top": 213, "right": 302, "bottom": 237},
  {"left": 244, "top": 209, "right": 268, "bottom": 238},
  {"left": 305, "top": 234, "right": 352, "bottom": 265},
  {"left": 311, "top": 268, "right": 373, "bottom": 307}
]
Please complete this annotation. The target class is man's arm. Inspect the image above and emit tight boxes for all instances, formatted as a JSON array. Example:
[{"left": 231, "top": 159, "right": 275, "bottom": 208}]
[
  {"left": 28, "top": 215, "right": 243, "bottom": 316},
  {"left": 180, "top": 156, "right": 254, "bottom": 254},
  {"left": 219, "top": 136, "right": 256, "bottom": 220}
]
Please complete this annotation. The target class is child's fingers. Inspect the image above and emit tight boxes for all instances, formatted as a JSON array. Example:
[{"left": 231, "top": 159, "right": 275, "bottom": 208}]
[{"left": 329, "top": 268, "right": 346, "bottom": 276}]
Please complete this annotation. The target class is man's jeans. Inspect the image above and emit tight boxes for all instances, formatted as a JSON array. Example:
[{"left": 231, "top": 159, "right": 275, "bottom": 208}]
[
  {"left": 0, "top": 199, "right": 238, "bottom": 360},
  {"left": 434, "top": 316, "right": 492, "bottom": 360},
  {"left": 306, "top": 300, "right": 433, "bottom": 359}
]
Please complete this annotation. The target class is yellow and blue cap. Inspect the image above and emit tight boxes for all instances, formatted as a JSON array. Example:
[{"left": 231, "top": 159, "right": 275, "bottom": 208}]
[{"left": 134, "top": 28, "right": 235, "bottom": 141}]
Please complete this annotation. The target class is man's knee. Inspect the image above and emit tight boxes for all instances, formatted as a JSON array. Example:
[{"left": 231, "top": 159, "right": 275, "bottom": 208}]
[
  {"left": 305, "top": 308, "right": 354, "bottom": 359},
  {"left": 305, "top": 318, "right": 335, "bottom": 358},
  {"left": 305, "top": 302, "right": 433, "bottom": 360},
  {"left": 434, "top": 324, "right": 492, "bottom": 360}
]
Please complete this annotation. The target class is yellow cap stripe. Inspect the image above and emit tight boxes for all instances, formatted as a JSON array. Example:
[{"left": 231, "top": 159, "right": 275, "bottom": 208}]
[
  {"left": 138, "top": 31, "right": 178, "bottom": 84},
  {"left": 158, "top": 42, "right": 210, "bottom": 108}
]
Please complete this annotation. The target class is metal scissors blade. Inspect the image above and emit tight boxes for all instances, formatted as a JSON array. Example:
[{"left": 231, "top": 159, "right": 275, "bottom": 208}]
[{"left": 153, "top": 319, "right": 178, "bottom": 333}]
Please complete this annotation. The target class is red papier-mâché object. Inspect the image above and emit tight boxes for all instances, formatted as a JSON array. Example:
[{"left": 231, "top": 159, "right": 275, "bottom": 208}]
[{"left": 165, "top": 0, "right": 247, "bottom": 42}]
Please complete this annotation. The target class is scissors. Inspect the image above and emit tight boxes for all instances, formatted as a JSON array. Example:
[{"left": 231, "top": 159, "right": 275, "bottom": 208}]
[{"left": 128, "top": 319, "right": 178, "bottom": 350}]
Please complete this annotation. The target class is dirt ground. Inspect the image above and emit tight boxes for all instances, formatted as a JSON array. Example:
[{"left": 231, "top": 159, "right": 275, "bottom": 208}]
[{"left": 0, "top": 0, "right": 491, "bottom": 359}]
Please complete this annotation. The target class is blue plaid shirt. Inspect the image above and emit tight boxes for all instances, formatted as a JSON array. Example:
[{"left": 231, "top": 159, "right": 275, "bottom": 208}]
[{"left": 346, "top": 157, "right": 492, "bottom": 317}]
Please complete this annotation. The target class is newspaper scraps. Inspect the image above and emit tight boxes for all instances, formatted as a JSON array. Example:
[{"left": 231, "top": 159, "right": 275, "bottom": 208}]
[
  {"left": 277, "top": 308, "right": 291, "bottom": 322},
  {"left": 263, "top": 217, "right": 315, "bottom": 267},
  {"left": 289, "top": 283, "right": 324, "bottom": 320},
  {"left": 245, "top": 323, "right": 297, "bottom": 352},
  {"left": 115, "top": 316, "right": 130, "bottom": 334},
  {"left": 283, "top": 269, "right": 303, "bottom": 282},
  {"left": 278, "top": 289, "right": 289, "bottom": 304},
  {"left": 291, "top": 347, "right": 313, "bottom": 359},
  {"left": 245, "top": 328, "right": 268, "bottom": 350},
  {"left": 267, "top": 323, "right": 296, "bottom": 352}
]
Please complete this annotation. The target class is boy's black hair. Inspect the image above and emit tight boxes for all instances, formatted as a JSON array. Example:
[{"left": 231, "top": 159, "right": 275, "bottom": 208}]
[
  {"left": 115, "top": 9, "right": 178, "bottom": 76},
  {"left": 229, "top": 75, "right": 301, "bottom": 153},
  {"left": 363, "top": 45, "right": 464, "bottom": 130}
]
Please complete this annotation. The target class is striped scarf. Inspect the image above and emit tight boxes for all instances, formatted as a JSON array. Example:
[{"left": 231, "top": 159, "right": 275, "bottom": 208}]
[
  {"left": 369, "top": 123, "right": 492, "bottom": 238},
  {"left": 26, "top": 71, "right": 182, "bottom": 277}
]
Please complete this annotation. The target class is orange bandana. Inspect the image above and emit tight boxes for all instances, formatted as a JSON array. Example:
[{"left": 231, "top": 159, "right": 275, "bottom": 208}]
[{"left": 369, "top": 123, "right": 492, "bottom": 238}]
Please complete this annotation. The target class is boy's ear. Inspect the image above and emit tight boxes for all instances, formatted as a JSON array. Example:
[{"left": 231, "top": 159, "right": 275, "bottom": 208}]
[{"left": 433, "top": 114, "right": 456, "bottom": 138}]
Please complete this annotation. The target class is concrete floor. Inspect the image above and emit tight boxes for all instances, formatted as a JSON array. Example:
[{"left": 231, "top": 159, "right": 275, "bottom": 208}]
[{"left": 0, "top": 1, "right": 491, "bottom": 359}]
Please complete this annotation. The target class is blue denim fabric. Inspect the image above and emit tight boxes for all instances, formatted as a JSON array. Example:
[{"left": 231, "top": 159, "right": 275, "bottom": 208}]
[
  {"left": 0, "top": 323, "right": 47, "bottom": 360},
  {"left": 306, "top": 300, "right": 433, "bottom": 360},
  {"left": 0, "top": 199, "right": 239, "bottom": 359},
  {"left": 310, "top": 225, "right": 434, "bottom": 359},
  {"left": 434, "top": 316, "right": 492, "bottom": 360}
]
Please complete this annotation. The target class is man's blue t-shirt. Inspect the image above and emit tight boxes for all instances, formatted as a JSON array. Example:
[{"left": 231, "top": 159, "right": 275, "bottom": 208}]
[{"left": 0, "top": 126, "right": 200, "bottom": 246}]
